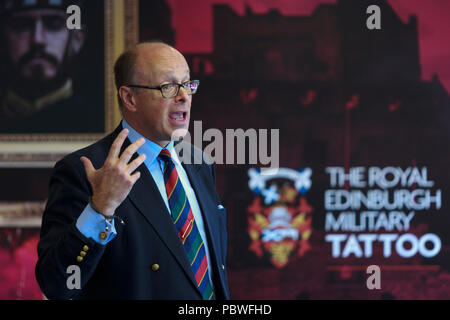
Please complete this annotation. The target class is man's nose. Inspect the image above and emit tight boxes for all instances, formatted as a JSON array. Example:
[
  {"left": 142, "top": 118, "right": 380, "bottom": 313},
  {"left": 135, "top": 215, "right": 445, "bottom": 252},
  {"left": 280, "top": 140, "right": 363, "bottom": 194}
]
[
  {"left": 174, "top": 85, "right": 189, "bottom": 102},
  {"left": 32, "top": 20, "right": 46, "bottom": 45}
]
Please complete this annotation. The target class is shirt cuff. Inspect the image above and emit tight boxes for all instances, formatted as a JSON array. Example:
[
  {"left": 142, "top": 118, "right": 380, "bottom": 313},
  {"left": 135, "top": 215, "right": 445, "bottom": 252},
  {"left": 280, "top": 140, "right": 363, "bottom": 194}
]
[{"left": 76, "top": 204, "right": 117, "bottom": 245}]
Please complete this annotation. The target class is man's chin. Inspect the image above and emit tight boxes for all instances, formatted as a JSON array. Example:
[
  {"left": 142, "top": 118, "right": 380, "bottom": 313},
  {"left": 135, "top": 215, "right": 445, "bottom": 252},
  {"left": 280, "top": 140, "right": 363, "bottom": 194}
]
[
  {"left": 22, "top": 69, "right": 57, "bottom": 83},
  {"left": 11, "top": 72, "right": 68, "bottom": 99},
  {"left": 170, "top": 127, "right": 189, "bottom": 142}
]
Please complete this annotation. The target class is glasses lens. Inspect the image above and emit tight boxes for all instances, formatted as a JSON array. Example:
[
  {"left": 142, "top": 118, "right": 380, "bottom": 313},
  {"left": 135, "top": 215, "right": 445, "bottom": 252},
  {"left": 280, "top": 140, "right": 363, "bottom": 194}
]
[
  {"left": 161, "top": 81, "right": 200, "bottom": 98},
  {"left": 188, "top": 81, "right": 199, "bottom": 94},
  {"left": 161, "top": 83, "right": 178, "bottom": 98}
]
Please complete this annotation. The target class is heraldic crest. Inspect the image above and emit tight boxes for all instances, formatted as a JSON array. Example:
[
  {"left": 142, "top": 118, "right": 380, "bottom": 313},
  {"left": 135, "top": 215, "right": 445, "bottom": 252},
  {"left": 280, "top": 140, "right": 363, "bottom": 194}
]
[{"left": 247, "top": 168, "right": 314, "bottom": 268}]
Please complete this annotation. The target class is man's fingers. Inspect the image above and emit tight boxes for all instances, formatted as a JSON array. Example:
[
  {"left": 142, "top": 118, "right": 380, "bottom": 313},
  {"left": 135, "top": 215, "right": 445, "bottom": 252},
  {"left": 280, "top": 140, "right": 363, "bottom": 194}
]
[
  {"left": 80, "top": 156, "right": 96, "bottom": 177},
  {"left": 129, "top": 170, "right": 141, "bottom": 184},
  {"left": 106, "top": 129, "right": 129, "bottom": 163},
  {"left": 119, "top": 137, "right": 145, "bottom": 166},
  {"left": 125, "top": 153, "right": 146, "bottom": 174}
]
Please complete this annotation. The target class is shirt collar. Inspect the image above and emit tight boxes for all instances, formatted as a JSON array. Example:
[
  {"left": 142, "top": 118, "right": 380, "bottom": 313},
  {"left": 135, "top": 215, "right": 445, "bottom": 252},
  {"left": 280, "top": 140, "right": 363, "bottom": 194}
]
[{"left": 121, "top": 118, "right": 178, "bottom": 165}]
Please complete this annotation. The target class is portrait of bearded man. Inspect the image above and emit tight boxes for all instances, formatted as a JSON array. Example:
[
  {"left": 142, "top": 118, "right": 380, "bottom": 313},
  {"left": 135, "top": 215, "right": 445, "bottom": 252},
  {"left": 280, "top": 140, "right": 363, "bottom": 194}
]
[{"left": 0, "top": 0, "right": 104, "bottom": 134}]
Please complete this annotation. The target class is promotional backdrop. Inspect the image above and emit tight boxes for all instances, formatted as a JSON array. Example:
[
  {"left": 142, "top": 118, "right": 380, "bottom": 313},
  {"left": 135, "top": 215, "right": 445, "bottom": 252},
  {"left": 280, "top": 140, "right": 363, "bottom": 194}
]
[
  {"left": 1, "top": 0, "right": 450, "bottom": 299},
  {"left": 140, "top": 0, "right": 450, "bottom": 299}
]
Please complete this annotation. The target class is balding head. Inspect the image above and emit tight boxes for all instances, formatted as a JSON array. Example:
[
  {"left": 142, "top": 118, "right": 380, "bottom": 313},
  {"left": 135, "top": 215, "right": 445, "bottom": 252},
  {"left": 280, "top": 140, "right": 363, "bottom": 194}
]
[
  {"left": 114, "top": 41, "right": 187, "bottom": 111},
  {"left": 133, "top": 42, "right": 187, "bottom": 84},
  {"left": 114, "top": 41, "right": 193, "bottom": 146}
]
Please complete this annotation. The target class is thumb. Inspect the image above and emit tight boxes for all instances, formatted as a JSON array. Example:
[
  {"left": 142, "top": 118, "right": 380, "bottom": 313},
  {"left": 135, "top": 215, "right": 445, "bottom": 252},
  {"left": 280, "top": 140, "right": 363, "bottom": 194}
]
[{"left": 80, "top": 156, "right": 96, "bottom": 178}]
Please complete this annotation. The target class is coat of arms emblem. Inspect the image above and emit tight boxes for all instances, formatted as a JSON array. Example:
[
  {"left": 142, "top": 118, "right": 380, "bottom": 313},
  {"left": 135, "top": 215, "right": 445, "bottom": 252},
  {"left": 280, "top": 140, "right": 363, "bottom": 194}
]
[{"left": 247, "top": 168, "right": 314, "bottom": 268}]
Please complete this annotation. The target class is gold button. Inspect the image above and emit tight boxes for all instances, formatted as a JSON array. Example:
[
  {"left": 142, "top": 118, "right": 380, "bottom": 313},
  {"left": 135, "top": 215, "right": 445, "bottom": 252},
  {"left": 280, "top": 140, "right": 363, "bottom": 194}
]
[
  {"left": 99, "top": 231, "right": 107, "bottom": 240},
  {"left": 77, "top": 256, "right": 83, "bottom": 263},
  {"left": 79, "top": 251, "right": 86, "bottom": 257},
  {"left": 152, "top": 264, "right": 160, "bottom": 271},
  {"left": 82, "top": 245, "right": 89, "bottom": 252}
]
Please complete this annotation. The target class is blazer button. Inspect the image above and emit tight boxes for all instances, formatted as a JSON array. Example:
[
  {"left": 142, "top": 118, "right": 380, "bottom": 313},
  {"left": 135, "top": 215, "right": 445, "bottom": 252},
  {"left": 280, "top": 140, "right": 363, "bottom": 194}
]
[
  {"left": 152, "top": 264, "right": 160, "bottom": 271},
  {"left": 221, "top": 264, "right": 225, "bottom": 270},
  {"left": 77, "top": 256, "right": 84, "bottom": 263},
  {"left": 82, "top": 245, "right": 89, "bottom": 252},
  {"left": 79, "top": 251, "right": 86, "bottom": 257}
]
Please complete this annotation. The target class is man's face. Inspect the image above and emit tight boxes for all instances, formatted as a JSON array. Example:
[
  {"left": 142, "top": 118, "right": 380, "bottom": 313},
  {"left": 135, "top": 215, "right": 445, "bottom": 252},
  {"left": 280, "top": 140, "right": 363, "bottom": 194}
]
[
  {"left": 131, "top": 46, "right": 192, "bottom": 147},
  {"left": 3, "top": 9, "right": 69, "bottom": 82}
]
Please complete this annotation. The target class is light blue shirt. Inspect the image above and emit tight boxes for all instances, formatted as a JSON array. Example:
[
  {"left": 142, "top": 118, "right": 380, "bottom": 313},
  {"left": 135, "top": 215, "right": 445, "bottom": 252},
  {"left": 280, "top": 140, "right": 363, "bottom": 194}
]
[
  {"left": 76, "top": 119, "right": 214, "bottom": 283},
  {"left": 76, "top": 204, "right": 116, "bottom": 245}
]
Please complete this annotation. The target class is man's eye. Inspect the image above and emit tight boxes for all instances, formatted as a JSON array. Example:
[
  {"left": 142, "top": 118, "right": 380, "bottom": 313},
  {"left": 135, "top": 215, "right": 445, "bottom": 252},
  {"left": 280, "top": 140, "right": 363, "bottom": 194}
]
[
  {"left": 161, "top": 83, "right": 174, "bottom": 90},
  {"left": 7, "top": 17, "right": 34, "bottom": 33},
  {"left": 43, "top": 16, "right": 66, "bottom": 31}
]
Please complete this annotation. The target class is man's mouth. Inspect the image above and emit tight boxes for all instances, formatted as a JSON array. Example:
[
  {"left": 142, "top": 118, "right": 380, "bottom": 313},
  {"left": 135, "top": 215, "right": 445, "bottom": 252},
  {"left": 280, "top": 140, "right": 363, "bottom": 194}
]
[
  {"left": 19, "top": 51, "right": 58, "bottom": 68},
  {"left": 169, "top": 112, "right": 187, "bottom": 121}
]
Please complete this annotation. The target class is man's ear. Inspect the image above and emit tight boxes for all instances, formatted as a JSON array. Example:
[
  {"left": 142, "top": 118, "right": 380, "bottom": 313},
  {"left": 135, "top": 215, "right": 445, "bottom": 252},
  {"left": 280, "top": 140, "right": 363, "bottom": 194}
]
[{"left": 119, "top": 86, "right": 138, "bottom": 112}]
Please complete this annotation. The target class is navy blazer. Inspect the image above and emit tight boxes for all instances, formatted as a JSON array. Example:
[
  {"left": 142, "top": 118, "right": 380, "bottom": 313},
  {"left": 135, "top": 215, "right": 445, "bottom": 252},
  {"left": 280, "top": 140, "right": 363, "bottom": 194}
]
[{"left": 35, "top": 124, "right": 229, "bottom": 300}]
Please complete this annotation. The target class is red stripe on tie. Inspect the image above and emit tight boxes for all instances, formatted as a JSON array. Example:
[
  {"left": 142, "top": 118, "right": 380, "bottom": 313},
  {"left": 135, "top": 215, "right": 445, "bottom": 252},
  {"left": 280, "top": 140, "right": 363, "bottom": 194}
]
[
  {"left": 195, "top": 255, "right": 208, "bottom": 285},
  {"left": 165, "top": 169, "right": 178, "bottom": 196},
  {"left": 160, "top": 149, "right": 171, "bottom": 156},
  {"left": 179, "top": 209, "right": 194, "bottom": 242}
]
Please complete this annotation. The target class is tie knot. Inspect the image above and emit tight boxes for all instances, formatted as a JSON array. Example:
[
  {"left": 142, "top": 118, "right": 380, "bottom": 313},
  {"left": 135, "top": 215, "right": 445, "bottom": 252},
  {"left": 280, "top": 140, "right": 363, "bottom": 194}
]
[{"left": 159, "top": 148, "right": 172, "bottom": 162}]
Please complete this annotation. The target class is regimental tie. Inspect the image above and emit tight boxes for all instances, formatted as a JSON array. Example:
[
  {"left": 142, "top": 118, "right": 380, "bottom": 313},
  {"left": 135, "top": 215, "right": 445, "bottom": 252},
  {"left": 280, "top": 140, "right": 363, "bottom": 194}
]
[{"left": 158, "top": 149, "right": 215, "bottom": 300}]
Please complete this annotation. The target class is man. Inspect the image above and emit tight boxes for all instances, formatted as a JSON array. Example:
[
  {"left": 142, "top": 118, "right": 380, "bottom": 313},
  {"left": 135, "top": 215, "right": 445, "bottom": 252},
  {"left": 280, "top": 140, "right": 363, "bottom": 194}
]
[
  {"left": 35, "top": 42, "right": 230, "bottom": 300},
  {"left": 0, "top": 0, "right": 103, "bottom": 133}
]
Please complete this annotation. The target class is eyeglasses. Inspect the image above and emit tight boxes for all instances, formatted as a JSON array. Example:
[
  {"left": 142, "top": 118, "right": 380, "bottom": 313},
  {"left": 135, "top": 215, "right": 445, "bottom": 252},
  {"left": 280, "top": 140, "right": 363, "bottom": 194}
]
[{"left": 127, "top": 80, "right": 200, "bottom": 99}]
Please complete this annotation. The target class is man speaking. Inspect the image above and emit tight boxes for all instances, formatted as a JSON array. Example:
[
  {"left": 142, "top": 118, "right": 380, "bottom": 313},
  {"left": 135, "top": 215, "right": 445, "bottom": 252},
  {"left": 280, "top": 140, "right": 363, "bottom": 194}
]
[{"left": 35, "top": 42, "right": 229, "bottom": 300}]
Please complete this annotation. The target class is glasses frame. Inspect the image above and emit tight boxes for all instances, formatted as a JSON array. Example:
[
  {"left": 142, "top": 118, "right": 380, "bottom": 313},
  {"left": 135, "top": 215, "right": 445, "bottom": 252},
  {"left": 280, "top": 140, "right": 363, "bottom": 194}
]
[{"left": 126, "top": 80, "right": 200, "bottom": 99}]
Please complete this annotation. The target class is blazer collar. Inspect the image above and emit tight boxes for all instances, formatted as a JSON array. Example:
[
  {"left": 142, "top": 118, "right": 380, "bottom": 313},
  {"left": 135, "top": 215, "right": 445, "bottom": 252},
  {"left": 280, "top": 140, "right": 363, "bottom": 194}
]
[{"left": 113, "top": 122, "right": 203, "bottom": 296}]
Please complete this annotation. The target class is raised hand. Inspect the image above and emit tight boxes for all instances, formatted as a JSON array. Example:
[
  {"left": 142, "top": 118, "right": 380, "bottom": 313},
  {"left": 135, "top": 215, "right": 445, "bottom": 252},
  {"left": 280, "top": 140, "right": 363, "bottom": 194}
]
[{"left": 80, "top": 129, "right": 146, "bottom": 217}]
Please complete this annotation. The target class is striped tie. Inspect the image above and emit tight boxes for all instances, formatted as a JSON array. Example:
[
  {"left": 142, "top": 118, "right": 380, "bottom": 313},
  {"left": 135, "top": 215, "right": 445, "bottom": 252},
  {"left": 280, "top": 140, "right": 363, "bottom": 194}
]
[{"left": 159, "top": 149, "right": 215, "bottom": 300}]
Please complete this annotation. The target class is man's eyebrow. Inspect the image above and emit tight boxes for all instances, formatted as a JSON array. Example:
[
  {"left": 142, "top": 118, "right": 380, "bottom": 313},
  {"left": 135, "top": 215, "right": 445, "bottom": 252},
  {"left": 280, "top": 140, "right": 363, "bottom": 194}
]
[
  {"left": 43, "top": 14, "right": 67, "bottom": 19},
  {"left": 12, "top": 11, "right": 67, "bottom": 18},
  {"left": 161, "top": 71, "right": 191, "bottom": 82}
]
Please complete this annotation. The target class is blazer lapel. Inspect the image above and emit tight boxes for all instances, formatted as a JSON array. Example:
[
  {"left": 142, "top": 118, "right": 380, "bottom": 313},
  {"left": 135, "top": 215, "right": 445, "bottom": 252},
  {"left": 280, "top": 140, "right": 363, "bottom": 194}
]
[{"left": 123, "top": 139, "right": 201, "bottom": 294}]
